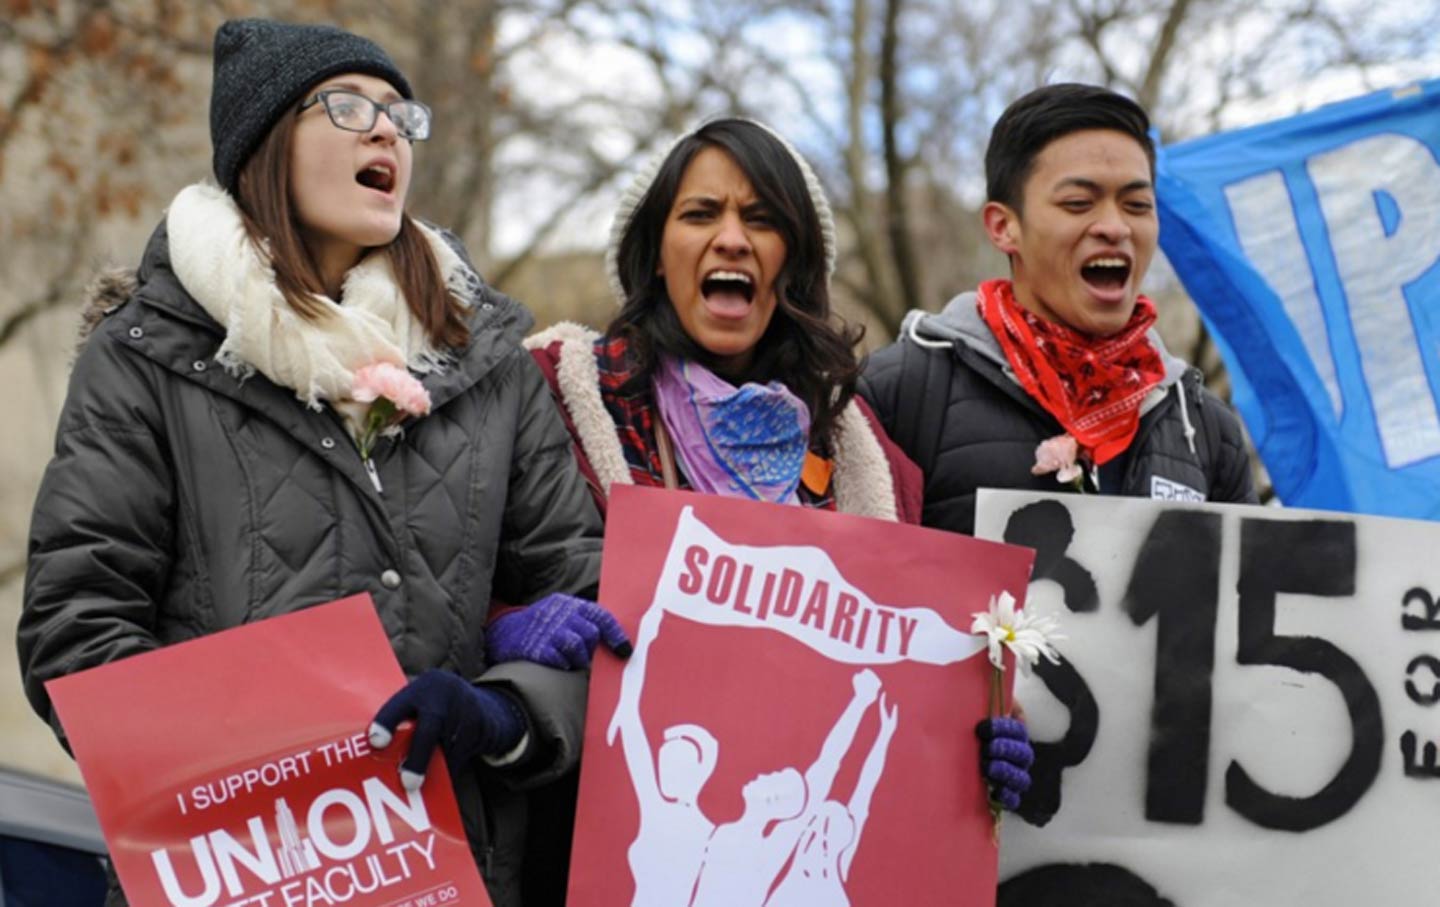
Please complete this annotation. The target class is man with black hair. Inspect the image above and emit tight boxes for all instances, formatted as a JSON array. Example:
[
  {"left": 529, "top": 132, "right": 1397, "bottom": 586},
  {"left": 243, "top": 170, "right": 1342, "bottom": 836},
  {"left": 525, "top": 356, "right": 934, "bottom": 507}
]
[{"left": 860, "top": 83, "right": 1257, "bottom": 535}]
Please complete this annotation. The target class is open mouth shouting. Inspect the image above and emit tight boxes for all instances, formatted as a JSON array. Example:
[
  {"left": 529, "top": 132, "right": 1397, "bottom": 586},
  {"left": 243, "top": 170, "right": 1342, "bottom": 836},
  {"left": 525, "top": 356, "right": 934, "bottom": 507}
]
[
  {"left": 1079, "top": 253, "right": 1132, "bottom": 301},
  {"left": 356, "top": 160, "right": 397, "bottom": 195},
  {"left": 700, "top": 268, "right": 756, "bottom": 319}
]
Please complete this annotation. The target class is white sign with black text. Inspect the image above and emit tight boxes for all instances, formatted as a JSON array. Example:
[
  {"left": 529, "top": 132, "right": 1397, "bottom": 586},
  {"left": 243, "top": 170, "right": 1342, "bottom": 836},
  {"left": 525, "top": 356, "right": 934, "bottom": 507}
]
[{"left": 975, "top": 490, "right": 1440, "bottom": 906}]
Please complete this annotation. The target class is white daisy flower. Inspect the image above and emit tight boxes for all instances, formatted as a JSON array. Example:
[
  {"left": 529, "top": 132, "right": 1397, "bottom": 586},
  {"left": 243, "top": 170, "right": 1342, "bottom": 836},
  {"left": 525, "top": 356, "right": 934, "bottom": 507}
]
[{"left": 970, "top": 591, "right": 1065, "bottom": 675}]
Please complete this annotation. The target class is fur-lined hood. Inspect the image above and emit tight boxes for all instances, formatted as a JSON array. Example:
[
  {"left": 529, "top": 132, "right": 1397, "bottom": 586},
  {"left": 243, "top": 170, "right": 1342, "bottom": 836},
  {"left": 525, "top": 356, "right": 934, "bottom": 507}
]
[
  {"left": 77, "top": 267, "right": 140, "bottom": 351},
  {"left": 525, "top": 321, "right": 907, "bottom": 522}
]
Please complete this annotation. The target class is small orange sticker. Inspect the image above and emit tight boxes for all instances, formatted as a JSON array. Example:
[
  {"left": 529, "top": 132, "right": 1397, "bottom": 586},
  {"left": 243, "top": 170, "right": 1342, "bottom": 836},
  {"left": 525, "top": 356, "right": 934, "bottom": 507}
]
[{"left": 801, "top": 451, "right": 834, "bottom": 495}]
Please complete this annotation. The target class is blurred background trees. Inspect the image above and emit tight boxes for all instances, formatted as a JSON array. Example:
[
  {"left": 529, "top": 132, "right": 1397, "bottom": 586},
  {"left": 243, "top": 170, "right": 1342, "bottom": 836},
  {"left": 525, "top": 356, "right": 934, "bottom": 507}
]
[{"left": 2, "top": 0, "right": 1436, "bottom": 778}]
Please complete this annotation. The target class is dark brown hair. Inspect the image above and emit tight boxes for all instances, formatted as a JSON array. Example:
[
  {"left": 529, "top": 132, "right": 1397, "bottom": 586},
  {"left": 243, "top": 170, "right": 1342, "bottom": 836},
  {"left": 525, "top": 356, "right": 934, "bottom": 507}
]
[
  {"left": 608, "top": 118, "right": 863, "bottom": 446},
  {"left": 233, "top": 105, "right": 468, "bottom": 350}
]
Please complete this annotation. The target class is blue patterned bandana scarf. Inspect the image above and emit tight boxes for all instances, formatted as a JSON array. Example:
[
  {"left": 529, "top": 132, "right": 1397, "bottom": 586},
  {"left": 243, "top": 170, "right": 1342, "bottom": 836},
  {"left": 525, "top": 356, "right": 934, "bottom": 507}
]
[{"left": 652, "top": 355, "right": 811, "bottom": 504}]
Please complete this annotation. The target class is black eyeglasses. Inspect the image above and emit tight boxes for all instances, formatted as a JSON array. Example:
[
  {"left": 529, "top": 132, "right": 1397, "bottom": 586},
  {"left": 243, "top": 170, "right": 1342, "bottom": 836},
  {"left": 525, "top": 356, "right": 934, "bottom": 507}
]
[{"left": 299, "top": 90, "right": 432, "bottom": 141}]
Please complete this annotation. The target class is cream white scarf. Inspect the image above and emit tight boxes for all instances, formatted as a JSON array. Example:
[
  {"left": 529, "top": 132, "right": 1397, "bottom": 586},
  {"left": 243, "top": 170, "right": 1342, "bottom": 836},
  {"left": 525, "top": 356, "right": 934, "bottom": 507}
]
[{"left": 166, "top": 183, "right": 470, "bottom": 415}]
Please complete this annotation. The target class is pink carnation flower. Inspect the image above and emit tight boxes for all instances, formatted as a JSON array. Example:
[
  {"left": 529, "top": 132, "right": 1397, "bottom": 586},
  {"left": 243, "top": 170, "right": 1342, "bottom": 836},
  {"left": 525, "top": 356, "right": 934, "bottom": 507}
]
[
  {"left": 1031, "top": 434, "right": 1083, "bottom": 484},
  {"left": 353, "top": 363, "right": 431, "bottom": 417}
]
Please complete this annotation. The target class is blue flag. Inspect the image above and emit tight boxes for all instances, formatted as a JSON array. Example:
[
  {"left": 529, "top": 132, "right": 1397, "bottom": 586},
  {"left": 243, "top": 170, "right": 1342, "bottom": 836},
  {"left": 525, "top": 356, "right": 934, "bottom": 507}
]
[{"left": 1158, "top": 79, "right": 1440, "bottom": 517}]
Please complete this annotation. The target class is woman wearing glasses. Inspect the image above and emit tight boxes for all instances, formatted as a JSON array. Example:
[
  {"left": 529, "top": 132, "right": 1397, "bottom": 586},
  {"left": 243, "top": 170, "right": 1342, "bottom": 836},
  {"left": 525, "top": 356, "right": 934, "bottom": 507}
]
[{"left": 17, "top": 19, "right": 613, "bottom": 907}]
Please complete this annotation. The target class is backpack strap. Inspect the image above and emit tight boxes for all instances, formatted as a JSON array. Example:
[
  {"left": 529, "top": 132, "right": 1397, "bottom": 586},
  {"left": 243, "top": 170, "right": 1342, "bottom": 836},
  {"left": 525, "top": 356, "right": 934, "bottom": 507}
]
[{"left": 893, "top": 334, "right": 955, "bottom": 478}]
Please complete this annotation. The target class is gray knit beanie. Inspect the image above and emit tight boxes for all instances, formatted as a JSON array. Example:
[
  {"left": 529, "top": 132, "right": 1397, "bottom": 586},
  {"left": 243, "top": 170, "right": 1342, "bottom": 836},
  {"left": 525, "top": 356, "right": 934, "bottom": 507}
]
[
  {"left": 604, "top": 118, "right": 838, "bottom": 307},
  {"left": 210, "top": 18, "right": 413, "bottom": 192}
]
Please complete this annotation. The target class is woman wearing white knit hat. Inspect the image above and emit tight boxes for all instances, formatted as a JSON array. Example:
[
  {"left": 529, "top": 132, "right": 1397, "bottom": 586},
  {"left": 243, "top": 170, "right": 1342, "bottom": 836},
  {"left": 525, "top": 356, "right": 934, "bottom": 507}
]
[
  {"left": 524, "top": 116, "right": 1035, "bottom": 903},
  {"left": 529, "top": 117, "right": 920, "bottom": 520}
]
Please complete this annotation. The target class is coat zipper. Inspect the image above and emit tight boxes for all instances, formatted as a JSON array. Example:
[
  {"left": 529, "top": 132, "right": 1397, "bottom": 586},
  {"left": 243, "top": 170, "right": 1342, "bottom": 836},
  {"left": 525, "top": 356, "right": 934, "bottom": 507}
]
[{"left": 362, "top": 456, "right": 384, "bottom": 495}]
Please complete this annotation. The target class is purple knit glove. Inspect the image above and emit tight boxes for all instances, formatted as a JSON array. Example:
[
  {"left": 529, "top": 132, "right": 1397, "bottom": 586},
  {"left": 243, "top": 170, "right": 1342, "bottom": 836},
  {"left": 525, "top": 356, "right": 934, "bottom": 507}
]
[
  {"left": 369, "top": 669, "right": 528, "bottom": 791},
  {"left": 977, "top": 716, "right": 1034, "bottom": 811},
  {"left": 485, "top": 593, "right": 633, "bottom": 670}
]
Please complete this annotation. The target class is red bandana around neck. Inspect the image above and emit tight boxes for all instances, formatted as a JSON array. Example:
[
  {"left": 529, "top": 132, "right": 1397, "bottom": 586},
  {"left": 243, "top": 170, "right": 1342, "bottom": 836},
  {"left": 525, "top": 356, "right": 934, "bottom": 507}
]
[{"left": 977, "top": 278, "right": 1165, "bottom": 466}]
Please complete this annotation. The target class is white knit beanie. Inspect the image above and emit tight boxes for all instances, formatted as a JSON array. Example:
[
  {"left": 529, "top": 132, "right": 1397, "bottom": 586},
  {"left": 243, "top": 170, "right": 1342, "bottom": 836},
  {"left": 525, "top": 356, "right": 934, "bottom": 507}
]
[{"left": 603, "top": 117, "right": 837, "bottom": 307}]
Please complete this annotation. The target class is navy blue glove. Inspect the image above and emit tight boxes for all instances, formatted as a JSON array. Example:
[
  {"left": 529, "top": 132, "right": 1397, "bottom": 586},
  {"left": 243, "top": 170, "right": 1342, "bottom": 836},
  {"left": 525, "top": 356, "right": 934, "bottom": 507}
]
[
  {"left": 485, "top": 593, "right": 633, "bottom": 670},
  {"left": 369, "top": 669, "right": 528, "bottom": 791},
  {"left": 976, "top": 716, "right": 1033, "bottom": 811}
]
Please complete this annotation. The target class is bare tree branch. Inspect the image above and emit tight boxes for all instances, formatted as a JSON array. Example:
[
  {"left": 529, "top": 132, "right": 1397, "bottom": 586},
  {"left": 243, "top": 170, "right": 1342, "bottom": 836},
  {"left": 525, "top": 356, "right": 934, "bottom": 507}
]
[
  {"left": 880, "top": 0, "right": 921, "bottom": 319},
  {"left": 1137, "top": 0, "right": 1196, "bottom": 113},
  {"left": 488, "top": 141, "right": 654, "bottom": 290},
  {"left": 842, "top": 0, "right": 907, "bottom": 332},
  {"left": 445, "top": 7, "right": 500, "bottom": 245},
  {"left": 1068, "top": 0, "right": 1124, "bottom": 88},
  {"left": 0, "top": 0, "right": 109, "bottom": 155}
]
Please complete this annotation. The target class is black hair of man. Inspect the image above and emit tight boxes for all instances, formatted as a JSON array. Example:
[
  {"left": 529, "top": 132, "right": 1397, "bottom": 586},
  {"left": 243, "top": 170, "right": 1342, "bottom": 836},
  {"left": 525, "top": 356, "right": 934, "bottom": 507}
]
[{"left": 984, "top": 83, "right": 1155, "bottom": 213}]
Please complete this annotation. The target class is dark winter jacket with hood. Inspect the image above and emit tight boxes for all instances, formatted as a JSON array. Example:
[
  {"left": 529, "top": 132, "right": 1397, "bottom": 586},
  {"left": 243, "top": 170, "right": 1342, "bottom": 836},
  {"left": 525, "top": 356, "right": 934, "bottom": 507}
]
[
  {"left": 859, "top": 292, "right": 1258, "bottom": 536},
  {"left": 18, "top": 204, "right": 601, "bottom": 907}
]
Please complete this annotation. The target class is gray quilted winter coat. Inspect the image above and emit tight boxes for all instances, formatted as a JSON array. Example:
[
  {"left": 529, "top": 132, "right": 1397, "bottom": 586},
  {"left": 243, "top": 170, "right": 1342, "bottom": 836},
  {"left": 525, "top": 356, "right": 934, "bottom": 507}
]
[{"left": 18, "top": 221, "right": 602, "bottom": 907}]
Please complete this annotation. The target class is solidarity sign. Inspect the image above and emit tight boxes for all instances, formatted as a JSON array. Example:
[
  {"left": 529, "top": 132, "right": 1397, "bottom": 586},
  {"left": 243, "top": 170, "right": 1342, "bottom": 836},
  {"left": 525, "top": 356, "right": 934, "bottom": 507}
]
[
  {"left": 651, "top": 507, "right": 987, "bottom": 665},
  {"left": 47, "top": 596, "right": 489, "bottom": 907},
  {"left": 1157, "top": 77, "right": 1440, "bottom": 517},
  {"left": 569, "top": 486, "right": 1035, "bottom": 906},
  {"left": 975, "top": 490, "right": 1440, "bottom": 905}
]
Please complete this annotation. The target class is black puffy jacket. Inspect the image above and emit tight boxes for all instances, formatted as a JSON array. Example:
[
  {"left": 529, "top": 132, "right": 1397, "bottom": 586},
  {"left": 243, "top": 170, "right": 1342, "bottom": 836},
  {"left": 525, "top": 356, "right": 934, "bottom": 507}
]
[
  {"left": 859, "top": 292, "right": 1258, "bottom": 536},
  {"left": 18, "top": 221, "right": 601, "bottom": 907}
]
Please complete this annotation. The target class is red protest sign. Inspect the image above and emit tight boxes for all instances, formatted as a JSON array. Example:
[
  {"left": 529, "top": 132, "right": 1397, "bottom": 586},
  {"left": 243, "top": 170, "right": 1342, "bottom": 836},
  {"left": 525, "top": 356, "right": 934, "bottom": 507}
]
[
  {"left": 569, "top": 487, "right": 1036, "bottom": 906},
  {"left": 46, "top": 594, "right": 491, "bottom": 907}
]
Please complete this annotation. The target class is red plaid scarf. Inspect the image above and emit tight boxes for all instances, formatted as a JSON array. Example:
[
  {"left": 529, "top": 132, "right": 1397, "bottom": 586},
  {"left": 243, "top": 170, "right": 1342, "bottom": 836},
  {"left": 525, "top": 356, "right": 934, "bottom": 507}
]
[{"left": 977, "top": 278, "right": 1165, "bottom": 466}]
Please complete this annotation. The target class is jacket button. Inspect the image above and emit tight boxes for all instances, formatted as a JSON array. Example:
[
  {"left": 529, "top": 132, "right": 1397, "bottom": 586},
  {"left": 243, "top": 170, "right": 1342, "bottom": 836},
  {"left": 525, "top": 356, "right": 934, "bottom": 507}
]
[
  {"left": 320, "top": 437, "right": 336, "bottom": 450},
  {"left": 128, "top": 327, "right": 143, "bottom": 339},
  {"left": 381, "top": 569, "right": 401, "bottom": 589},
  {"left": 192, "top": 360, "right": 207, "bottom": 372}
]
